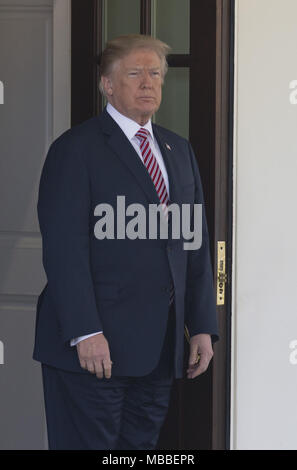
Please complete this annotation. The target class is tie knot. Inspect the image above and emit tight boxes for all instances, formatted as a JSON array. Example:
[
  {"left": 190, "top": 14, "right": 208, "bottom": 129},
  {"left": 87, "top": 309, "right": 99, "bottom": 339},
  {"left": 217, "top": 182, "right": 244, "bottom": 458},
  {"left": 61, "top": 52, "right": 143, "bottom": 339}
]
[{"left": 135, "top": 128, "right": 149, "bottom": 143}]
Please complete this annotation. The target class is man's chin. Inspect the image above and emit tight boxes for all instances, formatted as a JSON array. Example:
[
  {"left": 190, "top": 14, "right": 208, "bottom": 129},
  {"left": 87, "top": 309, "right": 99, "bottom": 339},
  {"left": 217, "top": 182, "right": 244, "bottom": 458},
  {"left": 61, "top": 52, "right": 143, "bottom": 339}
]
[{"left": 138, "top": 105, "right": 159, "bottom": 118}]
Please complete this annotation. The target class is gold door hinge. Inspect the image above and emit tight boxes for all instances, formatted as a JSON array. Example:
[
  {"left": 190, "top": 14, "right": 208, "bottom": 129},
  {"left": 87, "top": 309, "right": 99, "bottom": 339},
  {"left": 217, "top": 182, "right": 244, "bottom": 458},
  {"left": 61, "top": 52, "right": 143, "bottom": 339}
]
[{"left": 217, "top": 241, "right": 227, "bottom": 305}]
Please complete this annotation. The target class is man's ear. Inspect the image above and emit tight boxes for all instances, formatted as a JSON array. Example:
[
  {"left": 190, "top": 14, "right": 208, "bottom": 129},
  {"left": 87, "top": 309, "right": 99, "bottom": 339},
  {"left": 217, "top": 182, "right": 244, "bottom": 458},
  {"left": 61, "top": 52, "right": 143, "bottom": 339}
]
[{"left": 101, "top": 76, "right": 113, "bottom": 96}]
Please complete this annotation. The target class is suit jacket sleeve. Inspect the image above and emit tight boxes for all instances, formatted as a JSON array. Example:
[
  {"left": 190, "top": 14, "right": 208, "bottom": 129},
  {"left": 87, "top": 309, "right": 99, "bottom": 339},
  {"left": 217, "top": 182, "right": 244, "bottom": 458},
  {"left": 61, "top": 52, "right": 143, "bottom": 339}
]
[
  {"left": 37, "top": 135, "right": 104, "bottom": 344},
  {"left": 184, "top": 142, "right": 219, "bottom": 343}
]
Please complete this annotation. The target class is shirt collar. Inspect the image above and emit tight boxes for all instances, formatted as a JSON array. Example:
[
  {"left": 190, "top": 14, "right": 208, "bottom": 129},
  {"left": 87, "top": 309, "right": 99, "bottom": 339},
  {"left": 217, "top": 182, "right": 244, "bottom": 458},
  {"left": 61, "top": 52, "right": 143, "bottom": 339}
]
[{"left": 106, "top": 102, "right": 154, "bottom": 141}]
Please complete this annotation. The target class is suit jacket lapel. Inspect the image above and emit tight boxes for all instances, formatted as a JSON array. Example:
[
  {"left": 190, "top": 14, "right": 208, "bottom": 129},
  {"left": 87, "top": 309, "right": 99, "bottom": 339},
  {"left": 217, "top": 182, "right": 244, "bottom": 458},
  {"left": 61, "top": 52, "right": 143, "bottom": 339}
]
[
  {"left": 152, "top": 124, "right": 183, "bottom": 206},
  {"left": 98, "top": 109, "right": 161, "bottom": 206},
  {"left": 98, "top": 109, "right": 182, "bottom": 208}
]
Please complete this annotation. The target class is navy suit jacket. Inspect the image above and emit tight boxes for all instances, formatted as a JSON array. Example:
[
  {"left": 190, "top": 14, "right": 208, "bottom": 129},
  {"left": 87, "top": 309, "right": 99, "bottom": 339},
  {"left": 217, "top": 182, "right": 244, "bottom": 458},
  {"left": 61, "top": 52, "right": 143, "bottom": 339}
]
[{"left": 32, "top": 108, "right": 219, "bottom": 379}]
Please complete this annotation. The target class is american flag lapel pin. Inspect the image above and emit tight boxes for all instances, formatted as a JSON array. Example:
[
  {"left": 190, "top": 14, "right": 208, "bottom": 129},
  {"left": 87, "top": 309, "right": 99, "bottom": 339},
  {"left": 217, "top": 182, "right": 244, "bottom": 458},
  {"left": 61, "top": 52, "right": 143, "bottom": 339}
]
[{"left": 165, "top": 143, "right": 171, "bottom": 151}]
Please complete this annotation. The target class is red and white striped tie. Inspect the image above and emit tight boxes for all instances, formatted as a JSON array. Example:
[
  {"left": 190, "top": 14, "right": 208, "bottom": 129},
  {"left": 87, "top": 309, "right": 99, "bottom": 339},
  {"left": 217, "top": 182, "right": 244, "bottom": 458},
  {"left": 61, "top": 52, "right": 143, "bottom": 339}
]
[
  {"left": 135, "top": 127, "right": 174, "bottom": 306},
  {"left": 135, "top": 128, "right": 169, "bottom": 220}
]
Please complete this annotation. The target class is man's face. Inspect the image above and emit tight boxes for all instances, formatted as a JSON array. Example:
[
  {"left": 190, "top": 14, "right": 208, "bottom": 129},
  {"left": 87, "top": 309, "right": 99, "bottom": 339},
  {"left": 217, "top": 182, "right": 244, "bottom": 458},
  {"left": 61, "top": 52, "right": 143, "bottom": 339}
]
[{"left": 102, "top": 48, "right": 163, "bottom": 125}]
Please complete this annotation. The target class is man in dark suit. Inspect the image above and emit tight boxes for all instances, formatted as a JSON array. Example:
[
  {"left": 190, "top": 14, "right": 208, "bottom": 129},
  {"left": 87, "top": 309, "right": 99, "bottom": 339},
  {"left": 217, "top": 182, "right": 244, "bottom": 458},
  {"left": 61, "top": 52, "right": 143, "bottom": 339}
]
[{"left": 33, "top": 34, "right": 219, "bottom": 450}]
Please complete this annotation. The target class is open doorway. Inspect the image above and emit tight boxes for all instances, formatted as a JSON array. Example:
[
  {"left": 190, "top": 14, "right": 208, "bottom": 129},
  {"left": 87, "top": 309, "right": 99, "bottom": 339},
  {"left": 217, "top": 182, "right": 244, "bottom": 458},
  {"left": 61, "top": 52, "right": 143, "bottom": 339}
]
[{"left": 71, "top": 0, "right": 234, "bottom": 449}]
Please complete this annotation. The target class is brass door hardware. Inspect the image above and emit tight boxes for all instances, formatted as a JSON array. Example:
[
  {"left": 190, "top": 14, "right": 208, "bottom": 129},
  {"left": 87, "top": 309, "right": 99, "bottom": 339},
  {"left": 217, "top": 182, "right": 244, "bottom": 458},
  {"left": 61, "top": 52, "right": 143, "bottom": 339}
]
[
  {"left": 217, "top": 241, "right": 227, "bottom": 305},
  {"left": 184, "top": 325, "right": 190, "bottom": 344}
]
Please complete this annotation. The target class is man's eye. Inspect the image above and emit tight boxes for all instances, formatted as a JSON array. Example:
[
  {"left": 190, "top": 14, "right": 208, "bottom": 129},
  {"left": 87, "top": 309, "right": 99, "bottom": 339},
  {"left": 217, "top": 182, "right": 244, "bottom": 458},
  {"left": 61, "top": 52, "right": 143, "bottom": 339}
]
[{"left": 128, "top": 71, "right": 139, "bottom": 77}]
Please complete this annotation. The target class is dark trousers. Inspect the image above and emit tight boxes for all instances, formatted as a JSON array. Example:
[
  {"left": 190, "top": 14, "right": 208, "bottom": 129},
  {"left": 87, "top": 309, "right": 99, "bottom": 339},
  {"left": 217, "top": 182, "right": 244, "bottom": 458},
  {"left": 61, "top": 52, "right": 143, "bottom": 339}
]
[{"left": 41, "top": 303, "right": 176, "bottom": 450}]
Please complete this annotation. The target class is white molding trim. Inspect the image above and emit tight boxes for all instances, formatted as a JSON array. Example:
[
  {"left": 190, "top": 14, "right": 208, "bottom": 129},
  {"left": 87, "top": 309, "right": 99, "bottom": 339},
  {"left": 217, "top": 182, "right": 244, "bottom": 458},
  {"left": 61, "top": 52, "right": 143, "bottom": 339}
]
[
  {"left": 53, "top": 0, "right": 71, "bottom": 140},
  {"left": 0, "top": 5, "right": 52, "bottom": 14},
  {"left": 0, "top": 293, "right": 38, "bottom": 311},
  {"left": 0, "top": 232, "right": 42, "bottom": 249},
  {"left": 230, "top": 0, "right": 239, "bottom": 451},
  {"left": 0, "top": 0, "right": 52, "bottom": 9}
]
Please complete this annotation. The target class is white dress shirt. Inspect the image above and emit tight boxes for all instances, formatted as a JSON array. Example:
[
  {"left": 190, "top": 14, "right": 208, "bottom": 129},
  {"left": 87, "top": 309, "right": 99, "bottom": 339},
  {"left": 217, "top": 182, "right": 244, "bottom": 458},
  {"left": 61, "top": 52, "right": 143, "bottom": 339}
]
[{"left": 70, "top": 103, "right": 170, "bottom": 347}]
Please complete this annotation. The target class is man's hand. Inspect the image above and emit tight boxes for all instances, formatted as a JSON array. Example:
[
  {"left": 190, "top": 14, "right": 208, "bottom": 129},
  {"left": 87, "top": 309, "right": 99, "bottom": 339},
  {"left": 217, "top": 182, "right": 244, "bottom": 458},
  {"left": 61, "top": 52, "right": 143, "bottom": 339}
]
[
  {"left": 76, "top": 333, "right": 113, "bottom": 379},
  {"left": 187, "top": 333, "right": 213, "bottom": 379}
]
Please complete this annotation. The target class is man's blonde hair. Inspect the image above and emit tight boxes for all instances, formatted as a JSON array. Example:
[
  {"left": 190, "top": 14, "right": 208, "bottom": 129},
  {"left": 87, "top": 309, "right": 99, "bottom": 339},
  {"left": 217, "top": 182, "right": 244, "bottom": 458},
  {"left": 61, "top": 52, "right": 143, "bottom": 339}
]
[{"left": 98, "top": 34, "right": 171, "bottom": 96}]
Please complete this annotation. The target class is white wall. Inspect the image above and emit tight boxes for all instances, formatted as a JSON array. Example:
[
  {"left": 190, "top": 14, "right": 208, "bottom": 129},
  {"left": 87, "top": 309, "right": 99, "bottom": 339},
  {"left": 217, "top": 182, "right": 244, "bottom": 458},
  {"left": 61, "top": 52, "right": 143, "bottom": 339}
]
[
  {"left": 232, "top": 0, "right": 297, "bottom": 449},
  {"left": 0, "top": 0, "right": 71, "bottom": 449}
]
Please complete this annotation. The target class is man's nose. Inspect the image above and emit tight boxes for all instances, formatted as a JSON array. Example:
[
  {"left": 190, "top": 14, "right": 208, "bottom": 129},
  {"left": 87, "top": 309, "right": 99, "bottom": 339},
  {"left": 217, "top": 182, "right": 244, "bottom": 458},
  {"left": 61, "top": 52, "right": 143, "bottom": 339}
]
[{"left": 140, "top": 71, "right": 153, "bottom": 88}]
